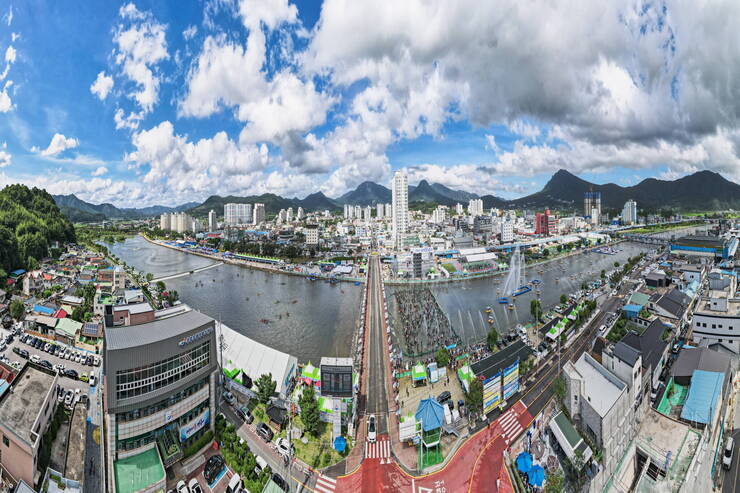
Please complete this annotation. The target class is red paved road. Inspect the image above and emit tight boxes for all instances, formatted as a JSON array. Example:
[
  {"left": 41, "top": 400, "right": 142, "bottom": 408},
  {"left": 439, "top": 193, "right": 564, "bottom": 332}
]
[{"left": 334, "top": 401, "right": 532, "bottom": 493}]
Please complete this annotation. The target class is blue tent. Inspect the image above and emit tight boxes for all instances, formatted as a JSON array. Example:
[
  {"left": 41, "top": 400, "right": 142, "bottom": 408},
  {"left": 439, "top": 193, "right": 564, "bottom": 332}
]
[
  {"left": 333, "top": 436, "right": 347, "bottom": 453},
  {"left": 516, "top": 452, "right": 533, "bottom": 473},
  {"left": 680, "top": 370, "right": 724, "bottom": 425},
  {"left": 528, "top": 464, "right": 545, "bottom": 487},
  {"left": 415, "top": 398, "right": 445, "bottom": 431}
]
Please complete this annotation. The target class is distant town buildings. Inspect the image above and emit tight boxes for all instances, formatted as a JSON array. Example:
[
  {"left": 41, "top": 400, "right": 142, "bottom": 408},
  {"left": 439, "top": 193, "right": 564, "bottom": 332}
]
[
  {"left": 621, "top": 199, "right": 637, "bottom": 225},
  {"left": 535, "top": 209, "right": 557, "bottom": 236},
  {"left": 432, "top": 205, "right": 447, "bottom": 224},
  {"left": 468, "top": 198, "right": 484, "bottom": 216},
  {"left": 500, "top": 221, "right": 514, "bottom": 242},
  {"left": 455, "top": 203, "right": 464, "bottom": 215},
  {"left": 584, "top": 191, "right": 602, "bottom": 224},
  {"left": 160, "top": 212, "right": 200, "bottom": 233},
  {"left": 297, "top": 207, "right": 305, "bottom": 220},
  {"left": 208, "top": 209, "right": 216, "bottom": 231},
  {"left": 392, "top": 171, "right": 409, "bottom": 247}
]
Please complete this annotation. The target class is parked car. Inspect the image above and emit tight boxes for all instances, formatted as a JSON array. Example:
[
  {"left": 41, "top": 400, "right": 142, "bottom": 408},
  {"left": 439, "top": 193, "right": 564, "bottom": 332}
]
[
  {"left": 187, "top": 478, "right": 202, "bottom": 493},
  {"left": 723, "top": 437, "right": 734, "bottom": 470},
  {"left": 64, "top": 369, "right": 78, "bottom": 379},
  {"left": 256, "top": 422, "right": 274, "bottom": 442},
  {"left": 175, "top": 480, "right": 189, "bottom": 493},
  {"left": 235, "top": 405, "right": 253, "bottom": 424},
  {"left": 223, "top": 391, "right": 236, "bottom": 405},
  {"left": 254, "top": 455, "right": 268, "bottom": 476},
  {"left": 276, "top": 437, "right": 294, "bottom": 458},
  {"left": 89, "top": 374, "right": 97, "bottom": 386},
  {"left": 367, "top": 415, "right": 377, "bottom": 443},
  {"left": 271, "top": 473, "right": 289, "bottom": 492},
  {"left": 38, "top": 360, "right": 53, "bottom": 370},
  {"left": 79, "top": 372, "right": 89, "bottom": 383},
  {"left": 64, "top": 390, "right": 74, "bottom": 406},
  {"left": 17, "top": 348, "right": 29, "bottom": 359},
  {"left": 436, "top": 391, "right": 452, "bottom": 404},
  {"left": 203, "top": 455, "right": 225, "bottom": 484}
]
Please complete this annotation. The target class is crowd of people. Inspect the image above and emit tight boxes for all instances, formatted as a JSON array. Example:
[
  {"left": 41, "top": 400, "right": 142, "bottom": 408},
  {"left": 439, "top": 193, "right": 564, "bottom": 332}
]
[{"left": 395, "top": 288, "right": 461, "bottom": 357}]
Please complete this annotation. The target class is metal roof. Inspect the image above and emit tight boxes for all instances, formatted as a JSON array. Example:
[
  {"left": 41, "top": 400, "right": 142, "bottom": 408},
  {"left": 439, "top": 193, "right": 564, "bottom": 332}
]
[
  {"left": 105, "top": 308, "right": 213, "bottom": 350},
  {"left": 680, "top": 370, "right": 724, "bottom": 425},
  {"left": 611, "top": 342, "right": 640, "bottom": 367}
]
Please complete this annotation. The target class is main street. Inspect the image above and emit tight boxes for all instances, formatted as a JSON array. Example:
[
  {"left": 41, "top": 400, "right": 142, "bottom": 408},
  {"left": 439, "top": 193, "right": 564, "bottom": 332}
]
[{"left": 366, "top": 255, "right": 390, "bottom": 434}]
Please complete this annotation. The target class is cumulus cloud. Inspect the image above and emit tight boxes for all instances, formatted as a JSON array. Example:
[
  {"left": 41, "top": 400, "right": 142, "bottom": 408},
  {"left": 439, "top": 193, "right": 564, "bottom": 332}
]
[
  {"left": 0, "top": 142, "right": 10, "bottom": 167},
  {"left": 4, "top": 46, "right": 15, "bottom": 64},
  {"left": 90, "top": 71, "right": 114, "bottom": 100},
  {"left": 0, "top": 84, "right": 11, "bottom": 112},
  {"left": 34, "top": 133, "right": 79, "bottom": 157},
  {"left": 91, "top": 166, "right": 108, "bottom": 176},
  {"left": 182, "top": 24, "right": 197, "bottom": 40}
]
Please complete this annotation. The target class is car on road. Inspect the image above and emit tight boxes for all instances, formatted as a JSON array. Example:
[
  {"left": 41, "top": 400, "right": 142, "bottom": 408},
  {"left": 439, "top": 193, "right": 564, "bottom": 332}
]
[
  {"left": 187, "top": 478, "right": 202, "bottom": 493},
  {"left": 256, "top": 422, "right": 273, "bottom": 442},
  {"left": 271, "top": 473, "right": 289, "bottom": 492},
  {"left": 223, "top": 391, "right": 236, "bottom": 405},
  {"left": 235, "top": 405, "right": 253, "bottom": 424},
  {"left": 723, "top": 437, "right": 734, "bottom": 470},
  {"left": 203, "top": 455, "right": 225, "bottom": 484},
  {"left": 175, "top": 480, "right": 189, "bottom": 493},
  {"left": 436, "top": 391, "right": 452, "bottom": 404},
  {"left": 89, "top": 374, "right": 97, "bottom": 386},
  {"left": 64, "top": 390, "right": 74, "bottom": 406},
  {"left": 367, "top": 415, "right": 377, "bottom": 443},
  {"left": 64, "top": 369, "right": 78, "bottom": 380}
]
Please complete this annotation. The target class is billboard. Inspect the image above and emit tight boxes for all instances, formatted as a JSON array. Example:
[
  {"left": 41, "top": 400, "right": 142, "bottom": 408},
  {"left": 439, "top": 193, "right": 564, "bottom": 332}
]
[
  {"left": 483, "top": 371, "right": 502, "bottom": 414},
  {"left": 180, "top": 409, "right": 210, "bottom": 442},
  {"left": 321, "top": 363, "right": 353, "bottom": 398},
  {"left": 503, "top": 360, "right": 520, "bottom": 400}
]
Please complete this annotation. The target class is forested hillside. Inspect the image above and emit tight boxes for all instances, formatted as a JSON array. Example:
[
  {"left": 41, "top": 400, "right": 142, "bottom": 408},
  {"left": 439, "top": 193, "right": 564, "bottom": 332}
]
[{"left": 0, "top": 184, "right": 75, "bottom": 275}]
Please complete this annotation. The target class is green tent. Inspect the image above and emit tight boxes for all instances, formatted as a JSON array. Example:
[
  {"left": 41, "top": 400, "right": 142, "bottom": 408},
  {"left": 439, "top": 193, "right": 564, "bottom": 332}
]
[
  {"left": 412, "top": 363, "right": 427, "bottom": 382},
  {"left": 301, "top": 361, "right": 320, "bottom": 382},
  {"left": 457, "top": 365, "right": 474, "bottom": 392}
]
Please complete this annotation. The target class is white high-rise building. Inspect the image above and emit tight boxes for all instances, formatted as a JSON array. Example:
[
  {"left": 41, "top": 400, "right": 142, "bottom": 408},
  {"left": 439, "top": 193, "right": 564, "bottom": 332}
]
[
  {"left": 468, "top": 198, "right": 484, "bottom": 216},
  {"left": 297, "top": 207, "right": 305, "bottom": 220},
  {"left": 253, "top": 203, "right": 265, "bottom": 225},
  {"left": 208, "top": 210, "right": 216, "bottom": 231},
  {"left": 392, "top": 171, "right": 409, "bottom": 248},
  {"left": 286, "top": 207, "right": 294, "bottom": 222},
  {"left": 455, "top": 203, "right": 464, "bottom": 215},
  {"left": 376, "top": 203, "right": 384, "bottom": 218},
  {"left": 344, "top": 204, "right": 350, "bottom": 219},
  {"left": 621, "top": 200, "right": 637, "bottom": 225},
  {"left": 160, "top": 213, "right": 171, "bottom": 231},
  {"left": 224, "top": 203, "right": 252, "bottom": 225},
  {"left": 354, "top": 205, "right": 362, "bottom": 219},
  {"left": 278, "top": 209, "right": 287, "bottom": 223},
  {"left": 500, "top": 221, "right": 514, "bottom": 243},
  {"left": 432, "top": 205, "right": 447, "bottom": 224},
  {"left": 385, "top": 203, "right": 392, "bottom": 218},
  {"left": 363, "top": 206, "right": 372, "bottom": 221}
]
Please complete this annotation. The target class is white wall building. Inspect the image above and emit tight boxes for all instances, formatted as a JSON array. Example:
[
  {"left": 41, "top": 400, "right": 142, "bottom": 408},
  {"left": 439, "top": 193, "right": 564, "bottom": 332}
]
[
  {"left": 432, "top": 205, "right": 447, "bottom": 224},
  {"left": 376, "top": 203, "right": 384, "bottom": 218},
  {"left": 208, "top": 210, "right": 216, "bottom": 231},
  {"left": 455, "top": 203, "right": 464, "bottom": 215},
  {"left": 252, "top": 203, "right": 265, "bottom": 225},
  {"left": 392, "top": 171, "right": 409, "bottom": 248},
  {"left": 304, "top": 224, "right": 319, "bottom": 245},
  {"left": 224, "top": 203, "right": 252, "bottom": 226},
  {"left": 468, "top": 198, "right": 484, "bottom": 216},
  {"left": 500, "top": 221, "right": 514, "bottom": 243},
  {"left": 297, "top": 207, "right": 305, "bottom": 220},
  {"left": 691, "top": 269, "right": 740, "bottom": 354},
  {"left": 621, "top": 200, "right": 637, "bottom": 225}
]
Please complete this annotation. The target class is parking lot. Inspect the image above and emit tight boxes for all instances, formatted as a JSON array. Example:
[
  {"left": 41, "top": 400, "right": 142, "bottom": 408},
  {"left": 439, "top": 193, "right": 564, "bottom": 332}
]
[{"left": 0, "top": 324, "right": 100, "bottom": 397}]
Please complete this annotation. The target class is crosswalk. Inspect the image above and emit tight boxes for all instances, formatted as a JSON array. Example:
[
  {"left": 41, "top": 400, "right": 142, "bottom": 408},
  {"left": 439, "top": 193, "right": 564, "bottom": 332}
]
[
  {"left": 499, "top": 408, "right": 524, "bottom": 444},
  {"left": 365, "top": 437, "right": 391, "bottom": 460},
  {"left": 313, "top": 473, "right": 337, "bottom": 493}
]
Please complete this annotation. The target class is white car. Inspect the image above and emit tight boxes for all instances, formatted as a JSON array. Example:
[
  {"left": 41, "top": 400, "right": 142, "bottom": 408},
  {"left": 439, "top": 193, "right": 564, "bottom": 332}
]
[
  {"left": 89, "top": 374, "right": 97, "bottom": 387},
  {"left": 187, "top": 478, "right": 202, "bottom": 493},
  {"left": 276, "top": 437, "right": 293, "bottom": 458},
  {"left": 367, "top": 414, "right": 377, "bottom": 443},
  {"left": 723, "top": 437, "right": 734, "bottom": 470},
  {"left": 223, "top": 391, "right": 235, "bottom": 405},
  {"left": 176, "top": 480, "right": 189, "bottom": 493}
]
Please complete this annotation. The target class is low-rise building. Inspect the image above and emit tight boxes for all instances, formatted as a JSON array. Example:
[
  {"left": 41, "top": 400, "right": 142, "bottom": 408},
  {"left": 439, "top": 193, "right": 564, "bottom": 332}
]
[{"left": 691, "top": 269, "right": 740, "bottom": 354}]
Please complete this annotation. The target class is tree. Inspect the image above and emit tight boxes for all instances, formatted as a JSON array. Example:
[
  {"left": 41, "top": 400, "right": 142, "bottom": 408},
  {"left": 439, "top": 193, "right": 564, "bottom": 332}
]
[
  {"left": 559, "top": 294, "right": 567, "bottom": 304},
  {"left": 26, "top": 256, "right": 39, "bottom": 271},
  {"left": 256, "top": 373, "right": 276, "bottom": 405},
  {"left": 542, "top": 248, "right": 549, "bottom": 257},
  {"left": 155, "top": 281, "right": 166, "bottom": 292},
  {"left": 435, "top": 347, "right": 451, "bottom": 368},
  {"left": 487, "top": 327, "right": 499, "bottom": 350},
  {"left": 299, "top": 385, "right": 321, "bottom": 437},
  {"left": 600, "top": 269, "right": 605, "bottom": 279},
  {"left": 544, "top": 468, "right": 565, "bottom": 493},
  {"left": 145, "top": 273, "right": 154, "bottom": 282},
  {"left": 552, "top": 375, "right": 566, "bottom": 406},
  {"left": 9, "top": 299, "right": 24, "bottom": 320},
  {"left": 613, "top": 261, "right": 620, "bottom": 268},
  {"left": 465, "top": 378, "right": 483, "bottom": 416},
  {"left": 530, "top": 299, "right": 542, "bottom": 322}
]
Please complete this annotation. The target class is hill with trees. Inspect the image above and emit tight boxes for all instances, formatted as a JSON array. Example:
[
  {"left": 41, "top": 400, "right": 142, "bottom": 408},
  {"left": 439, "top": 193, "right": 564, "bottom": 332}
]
[{"left": 0, "top": 184, "right": 75, "bottom": 276}]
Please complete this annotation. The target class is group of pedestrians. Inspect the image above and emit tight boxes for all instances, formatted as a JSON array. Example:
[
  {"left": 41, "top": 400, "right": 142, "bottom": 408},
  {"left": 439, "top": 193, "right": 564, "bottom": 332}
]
[{"left": 395, "top": 288, "right": 461, "bottom": 357}]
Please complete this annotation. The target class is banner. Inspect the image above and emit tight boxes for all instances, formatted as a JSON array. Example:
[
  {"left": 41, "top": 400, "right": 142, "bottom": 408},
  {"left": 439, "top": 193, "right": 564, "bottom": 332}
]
[
  {"left": 483, "top": 371, "right": 501, "bottom": 414},
  {"left": 180, "top": 409, "right": 210, "bottom": 442}
]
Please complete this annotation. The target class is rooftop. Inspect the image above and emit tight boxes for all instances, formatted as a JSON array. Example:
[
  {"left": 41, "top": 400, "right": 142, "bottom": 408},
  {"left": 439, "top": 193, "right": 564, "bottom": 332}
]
[
  {"left": 105, "top": 307, "right": 213, "bottom": 350},
  {"left": 113, "top": 447, "right": 165, "bottom": 493},
  {"left": 610, "top": 342, "right": 640, "bottom": 367},
  {"left": 471, "top": 340, "right": 533, "bottom": 380},
  {"left": 0, "top": 364, "right": 55, "bottom": 445},
  {"left": 570, "top": 353, "right": 626, "bottom": 417}
]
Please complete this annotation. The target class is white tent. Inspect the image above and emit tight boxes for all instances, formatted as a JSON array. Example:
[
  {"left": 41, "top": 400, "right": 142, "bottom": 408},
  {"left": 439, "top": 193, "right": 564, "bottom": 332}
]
[{"left": 219, "top": 322, "right": 298, "bottom": 398}]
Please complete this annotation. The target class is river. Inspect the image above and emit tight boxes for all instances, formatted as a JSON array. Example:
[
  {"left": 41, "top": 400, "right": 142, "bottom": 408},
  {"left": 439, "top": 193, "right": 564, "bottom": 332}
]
[{"left": 105, "top": 235, "right": 363, "bottom": 364}]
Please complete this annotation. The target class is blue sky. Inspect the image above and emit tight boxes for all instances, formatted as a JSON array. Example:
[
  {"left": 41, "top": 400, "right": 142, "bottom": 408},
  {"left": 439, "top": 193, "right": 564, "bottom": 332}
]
[{"left": 1, "top": 0, "right": 739, "bottom": 207}]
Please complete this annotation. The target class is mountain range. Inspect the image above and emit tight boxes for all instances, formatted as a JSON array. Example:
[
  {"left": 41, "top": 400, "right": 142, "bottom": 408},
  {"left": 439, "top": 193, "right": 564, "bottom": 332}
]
[{"left": 53, "top": 169, "right": 740, "bottom": 222}]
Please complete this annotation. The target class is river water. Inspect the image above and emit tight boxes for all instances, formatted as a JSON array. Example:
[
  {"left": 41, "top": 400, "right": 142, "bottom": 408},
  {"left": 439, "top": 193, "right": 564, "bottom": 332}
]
[{"left": 105, "top": 236, "right": 362, "bottom": 364}]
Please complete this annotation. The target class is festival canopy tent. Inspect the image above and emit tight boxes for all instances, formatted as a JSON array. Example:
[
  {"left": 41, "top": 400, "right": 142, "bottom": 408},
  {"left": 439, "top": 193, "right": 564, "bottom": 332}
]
[
  {"left": 457, "top": 365, "right": 474, "bottom": 392},
  {"left": 412, "top": 363, "right": 427, "bottom": 382},
  {"left": 333, "top": 436, "right": 347, "bottom": 453},
  {"left": 528, "top": 464, "right": 545, "bottom": 487},
  {"left": 301, "top": 362, "right": 320, "bottom": 384}
]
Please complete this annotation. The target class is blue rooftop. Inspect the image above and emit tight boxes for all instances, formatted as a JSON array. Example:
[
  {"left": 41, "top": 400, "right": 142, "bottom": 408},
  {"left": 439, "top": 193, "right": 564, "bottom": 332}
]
[
  {"left": 33, "top": 304, "right": 55, "bottom": 316},
  {"left": 680, "top": 370, "right": 724, "bottom": 425},
  {"left": 415, "top": 398, "right": 445, "bottom": 431}
]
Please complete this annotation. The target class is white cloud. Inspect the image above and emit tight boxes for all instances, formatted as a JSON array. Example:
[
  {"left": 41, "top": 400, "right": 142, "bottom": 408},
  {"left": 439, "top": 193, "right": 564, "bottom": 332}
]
[
  {"left": 90, "top": 71, "right": 114, "bottom": 100},
  {"left": 4, "top": 6, "right": 12, "bottom": 27},
  {"left": 0, "top": 85, "right": 10, "bottom": 112},
  {"left": 114, "top": 108, "right": 143, "bottom": 130},
  {"left": 182, "top": 24, "right": 197, "bottom": 40},
  {"left": 4, "top": 46, "right": 15, "bottom": 64},
  {"left": 507, "top": 120, "right": 541, "bottom": 141},
  {"left": 485, "top": 135, "right": 499, "bottom": 153},
  {"left": 35, "top": 133, "right": 79, "bottom": 157},
  {"left": 113, "top": 3, "right": 168, "bottom": 113},
  {"left": 0, "top": 142, "right": 10, "bottom": 168},
  {"left": 91, "top": 166, "right": 108, "bottom": 176},
  {"left": 237, "top": 0, "right": 297, "bottom": 30}
]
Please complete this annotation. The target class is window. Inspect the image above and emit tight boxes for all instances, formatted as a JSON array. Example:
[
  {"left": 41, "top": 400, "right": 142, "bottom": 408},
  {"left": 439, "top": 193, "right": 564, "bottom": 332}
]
[{"left": 2, "top": 435, "right": 8, "bottom": 447}]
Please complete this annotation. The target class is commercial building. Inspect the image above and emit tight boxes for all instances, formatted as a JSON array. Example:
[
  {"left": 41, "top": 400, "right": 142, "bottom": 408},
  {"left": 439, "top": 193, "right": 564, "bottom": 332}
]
[
  {"left": 392, "top": 171, "right": 409, "bottom": 248},
  {"left": 224, "top": 203, "right": 253, "bottom": 226},
  {"left": 670, "top": 234, "right": 738, "bottom": 260},
  {"left": 0, "top": 362, "right": 59, "bottom": 487},
  {"left": 563, "top": 353, "right": 634, "bottom": 490},
  {"left": 691, "top": 269, "right": 740, "bottom": 354},
  {"left": 534, "top": 209, "right": 557, "bottom": 236},
  {"left": 252, "top": 203, "right": 265, "bottom": 225},
  {"left": 621, "top": 200, "right": 637, "bottom": 225},
  {"left": 104, "top": 305, "right": 219, "bottom": 493},
  {"left": 500, "top": 221, "right": 514, "bottom": 243},
  {"left": 304, "top": 224, "right": 319, "bottom": 245}
]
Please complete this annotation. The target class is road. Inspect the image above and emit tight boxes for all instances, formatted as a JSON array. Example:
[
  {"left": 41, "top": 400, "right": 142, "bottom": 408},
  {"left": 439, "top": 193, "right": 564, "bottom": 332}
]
[
  {"left": 366, "top": 255, "right": 390, "bottom": 435},
  {"left": 721, "top": 383, "right": 740, "bottom": 493}
]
